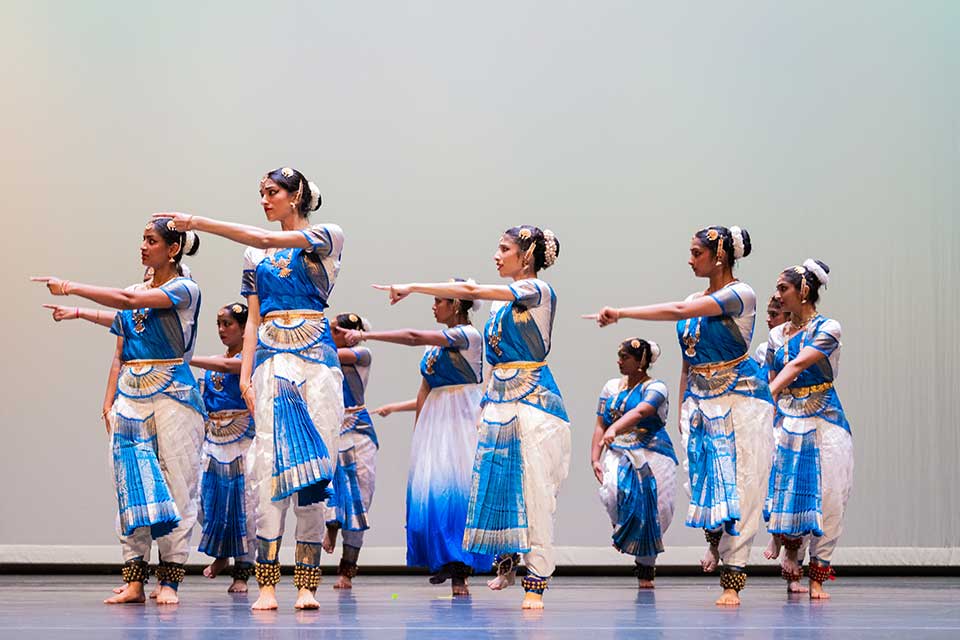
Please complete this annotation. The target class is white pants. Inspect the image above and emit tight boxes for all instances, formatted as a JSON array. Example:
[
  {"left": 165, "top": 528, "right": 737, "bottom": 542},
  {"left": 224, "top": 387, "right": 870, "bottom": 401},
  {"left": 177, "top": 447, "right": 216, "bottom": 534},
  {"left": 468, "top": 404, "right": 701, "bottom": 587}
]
[{"left": 111, "top": 394, "right": 204, "bottom": 565}]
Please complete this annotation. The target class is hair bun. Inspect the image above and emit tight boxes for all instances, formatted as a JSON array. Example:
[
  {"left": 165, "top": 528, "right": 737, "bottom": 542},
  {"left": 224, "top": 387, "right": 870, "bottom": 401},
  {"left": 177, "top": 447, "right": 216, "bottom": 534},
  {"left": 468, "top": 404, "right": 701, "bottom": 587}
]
[
  {"left": 648, "top": 341, "right": 661, "bottom": 364},
  {"left": 802, "top": 258, "right": 830, "bottom": 286},
  {"left": 307, "top": 181, "right": 321, "bottom": 211}
]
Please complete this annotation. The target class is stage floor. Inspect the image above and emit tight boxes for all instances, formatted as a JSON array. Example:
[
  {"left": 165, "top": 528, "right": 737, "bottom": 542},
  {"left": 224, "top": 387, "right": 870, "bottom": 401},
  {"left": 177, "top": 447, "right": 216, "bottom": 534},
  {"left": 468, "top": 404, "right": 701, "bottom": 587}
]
[{"left": 0, "top": 575, "right": 957, "bottom": 638}]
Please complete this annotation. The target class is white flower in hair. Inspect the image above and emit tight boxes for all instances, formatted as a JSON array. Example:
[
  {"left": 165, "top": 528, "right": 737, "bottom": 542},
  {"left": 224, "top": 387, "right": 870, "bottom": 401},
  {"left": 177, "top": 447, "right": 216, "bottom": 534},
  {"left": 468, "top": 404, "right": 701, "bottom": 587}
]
[
  {"left": 183, "top": 230, "right": 198, "bottom": 254},
  {"left": 649, "top": 341, "right": 661, "bottom": 363},
  {"left": 729, "top": 226, "right": 745, "bottom": 260},
  {"left": 180, "top": 263, "right": 192, "bottom": 279},
  {"left": 361, "top": 317, "right": 372, "bottom": 332},
  {"left": 802, "top": 258, "right": 829, "bottom": 286},
  {"left": 543, "top": 229, "right": 558, "bottom": 267},
  {"left": 308, "top": 181, "right": 321, "bottom": 210}
]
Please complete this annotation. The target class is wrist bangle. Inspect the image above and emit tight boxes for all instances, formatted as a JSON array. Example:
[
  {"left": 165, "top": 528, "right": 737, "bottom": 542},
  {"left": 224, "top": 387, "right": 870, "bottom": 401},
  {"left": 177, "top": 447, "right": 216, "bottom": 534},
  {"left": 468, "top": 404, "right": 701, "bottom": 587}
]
[
  {"left": 60, "top": 280, "right": 71, "bottom": 295},
  {"left": 75, "top": 307, "right": 80, "bottom": 319}
]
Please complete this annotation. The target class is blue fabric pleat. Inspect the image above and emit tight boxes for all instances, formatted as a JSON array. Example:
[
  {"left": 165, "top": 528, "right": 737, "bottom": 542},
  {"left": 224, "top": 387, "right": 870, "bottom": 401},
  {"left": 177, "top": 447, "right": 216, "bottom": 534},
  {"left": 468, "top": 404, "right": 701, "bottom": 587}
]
[
  {"left": 271, "top": 376, "right": 333, "bottom": 503},
  {"left": 685, "top": 409, "right": 740, "bottom": 535},
  {"left": 406, "top": 480, "right": 493, "bottom": 574},
  {"left": 612, "top": 458, "right": 664, "bottom": 557},
  {"left": 198, "top": 456, "right": 247, "bottom": 558},
  {"left": 462, "top": 418, "right": 529, "bottom": 555},
  {"left": 328, "top": 446, "right": 369, "bottom": 531},
  {"left": 112, "top": 413, "right": 180, "bottom": 538},
  {"left": 765, "top": 423, "right": 823, "bottom": 536}
]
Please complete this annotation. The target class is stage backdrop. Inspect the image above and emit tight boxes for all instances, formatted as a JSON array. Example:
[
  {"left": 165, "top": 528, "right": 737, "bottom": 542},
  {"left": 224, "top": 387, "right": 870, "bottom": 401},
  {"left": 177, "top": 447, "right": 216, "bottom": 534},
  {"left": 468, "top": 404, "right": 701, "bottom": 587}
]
[{"left": 1, "top": 1, "right": 956, "bottom": 567}]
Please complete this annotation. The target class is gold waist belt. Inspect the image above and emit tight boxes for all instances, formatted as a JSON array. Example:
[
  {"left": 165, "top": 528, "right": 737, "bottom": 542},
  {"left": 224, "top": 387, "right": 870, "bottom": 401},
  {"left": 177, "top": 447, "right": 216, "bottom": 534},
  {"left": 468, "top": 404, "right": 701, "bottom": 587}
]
[
  {"left": 122, "top": 358, "right": 184, "bottom": 367},
  {"left": 689, "top": 353, "right": 749, "bottom": 376},
  {"left": 208, "top": 409, "right": 250, "bottom": 419},
  {"left": 492, "top": 361, "right": 547, "bottom": 371},
  {"left": 262, "top": 310, "right": 326, "bottom": 323},
  {"left": 785, "top": 381, "right": 833, "bottom": 397}
]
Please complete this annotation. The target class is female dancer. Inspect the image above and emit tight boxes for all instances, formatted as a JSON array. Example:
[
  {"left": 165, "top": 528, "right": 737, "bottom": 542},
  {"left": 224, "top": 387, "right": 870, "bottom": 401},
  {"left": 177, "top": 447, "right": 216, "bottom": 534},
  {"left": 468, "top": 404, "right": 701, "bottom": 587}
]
[
  {"left": 339, "top": 286, "right": 491, "bottom": 596},
  {"left": 754, "top": 295, "right": 790, "bottom": 367},
  {"left": 763, "top": 259, "right": 852, "bottom": 600},
  {"left": 591, "top": 338, "right": 677, "bottom": 588},
  {"left": 157, "top": 166, "right": 344, "bottom": 610},
  {"left": 191, "top": 303, "right": 258, "bottom": 593},
  {"left": 372, "top": 226, "right": 569, "bottom": 610},
  {"left": 586, "top": 225, "right": 774, "bottom": 607},
  {"left": 322, "top": 312, "right": 378, "bottom": 590},
  {"left": 33, "top": 218, "right": 204, "bottom": 605}
]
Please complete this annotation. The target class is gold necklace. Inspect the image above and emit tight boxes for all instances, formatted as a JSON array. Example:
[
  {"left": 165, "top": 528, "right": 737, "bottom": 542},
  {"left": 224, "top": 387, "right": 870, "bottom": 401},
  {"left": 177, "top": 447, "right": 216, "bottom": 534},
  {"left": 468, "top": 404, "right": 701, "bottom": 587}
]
[
  {"left": 609, "top": 377, "right": 648, "bottom": 422},
  {"left": 682, "top": 317, "right": 701, "bottom": 357}
]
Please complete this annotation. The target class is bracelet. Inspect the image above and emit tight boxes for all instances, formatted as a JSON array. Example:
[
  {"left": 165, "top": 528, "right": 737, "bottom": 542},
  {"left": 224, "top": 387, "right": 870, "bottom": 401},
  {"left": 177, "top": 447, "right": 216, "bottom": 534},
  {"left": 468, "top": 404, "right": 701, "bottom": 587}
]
[
  {"left": 60, "top": 280, "right": 72, "bottom": 295},
  {"left": 240, "top": 382, "right": 253, "bottom": 396},
  {"left": 95, "top": 310, "right": 102, "bottom": 322},
  {"left": 75, "top": 307, "right": 80, "bottom": 319}
]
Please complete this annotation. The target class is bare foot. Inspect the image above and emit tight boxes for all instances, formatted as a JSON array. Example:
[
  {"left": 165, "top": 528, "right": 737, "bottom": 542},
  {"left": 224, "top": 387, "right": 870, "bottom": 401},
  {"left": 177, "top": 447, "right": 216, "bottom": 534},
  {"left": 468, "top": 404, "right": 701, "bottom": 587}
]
[
  {"left": 701, "top": 546, "right": 719, "bottom": 573},
  {"left": 764, "top": 536, "right": 782, "bottom": 560},
  {"left": 104, "top": 582, "right": 145, "bottom": 604},
  {"left": 715, "top": 588, "right": 740, "bottom": 606},
  {"left": 452, "top": 577, "right": 470, "bottom": 597},
  {"left": 228, "top": 579, "right": 248, "bottom": 593},
  {"left": 781, "top": 550, "right": 800, "bottom": 577},
  {"left": 251, "top": 586, "right": 279, "bottom": 610},
  {"left": 521, "top": 592, "right": 544, "bottom": 610},
  {"left": 156, "top": 585, "right": 179, "bottom": 605},
  {"left": 333, "top": 575, "right": 352, "bottom": 590},
  {"left": 149, "top": 585, "right": 160, "bottom": 599},
  {"left": 204, "top": 557, "right": 229, "bottom": 579},
  {"left": 487, "top": 572, "right": 516, "bottom": 591},
  {"left": 294, "top": 587, "right": 320, "bottom": 610},
  {"left": 322, "top": 524, "right": 339, "bottom": 554},
  {"left": 809, "top": 580, "right": 831, "bottom": 599},
  {"left": 112, "top": 584, "right": 125, "bottom": 594},
  {"left": 637, "top": 579, "right": 655, "bottom": 589},
  {"left": 787, "top": 580, "right": 809, "bottom": 594}
]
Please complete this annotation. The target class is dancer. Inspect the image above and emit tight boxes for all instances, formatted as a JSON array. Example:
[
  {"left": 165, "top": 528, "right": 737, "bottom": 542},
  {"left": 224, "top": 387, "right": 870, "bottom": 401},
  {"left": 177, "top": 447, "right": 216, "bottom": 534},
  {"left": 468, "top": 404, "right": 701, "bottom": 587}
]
[
  {"left": 33, "top": 218, "right": 204, "bottom": 605},
  {"left": 591, "top": 338, "right": 678, "bottom": 588},
  {"left": 322, "top": 312, "right": 378, "bottom": 590},
  {"left": 763, "top": 259, "right": 852, "bottom": 600},
  {"left": 372, "top": 226, "right": 569, "bottom": 610},
  {"left": 585, "top": 225, "right": 774, "bottom": 607},
  {"left": 191, "top": 303, "right": 258, "bottom": 593},
  {"left": 754, "top": 295, "right": 790, "bottom": 367},
  {"left": 157, "top": 166, "right": 344, "bottom": 610},
  {"left": 339, "top": 287, "right": 491, "bottom": 596}
]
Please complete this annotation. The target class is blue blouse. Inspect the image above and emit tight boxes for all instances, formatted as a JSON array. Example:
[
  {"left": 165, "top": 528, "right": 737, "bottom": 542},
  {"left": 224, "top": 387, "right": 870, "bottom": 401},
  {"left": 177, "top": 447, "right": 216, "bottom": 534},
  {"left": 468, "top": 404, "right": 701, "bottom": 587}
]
[
  {"left": 598, "top": 378, "right": 677, "bottom": 463},
  {"left": 420, "top": 325, "right": 483, "bottom": 389},
  {"left": 202, "top": 354, "right": 245, "bottom": 414}
]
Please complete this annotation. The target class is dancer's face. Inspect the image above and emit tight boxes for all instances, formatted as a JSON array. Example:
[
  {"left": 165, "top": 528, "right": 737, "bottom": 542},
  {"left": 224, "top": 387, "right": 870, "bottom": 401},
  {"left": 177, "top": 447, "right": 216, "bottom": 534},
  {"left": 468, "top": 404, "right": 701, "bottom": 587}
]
[
  {"left": 140, "top": 226, "right": 179, "bottom": 270},
  {"left": 766, "top": 305, "right": 789, "bottom": 330},
  {"left": 433, "top": 297, "right": 458, "bottom": 326},
  {"left": 260, "top": 178, "right": 300, "bottom": 224},
  {"left": 774, "top": 275, "right": 802, "bottom": 315},
  {"left": 617, "top": 349, "right": 643, "bottom": 377},
  {"left": 688, "top": 238, "right": 716, "bottom": 278},
  {"left": 494, "top": 235, "right": 526, "bottom": 279},
  {"left": 217, "top": 311, "right": 244, "bottom": 350}
]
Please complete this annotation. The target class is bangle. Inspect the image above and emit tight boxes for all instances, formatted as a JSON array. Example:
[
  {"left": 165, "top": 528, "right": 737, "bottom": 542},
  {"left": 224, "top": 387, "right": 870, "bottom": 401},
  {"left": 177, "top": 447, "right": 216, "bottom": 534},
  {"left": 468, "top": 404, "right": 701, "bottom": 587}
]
[
  {"left": 60, "top": 280, "right": 72, "bottom": 295},
  {"left": 95, "top": 310, "right": 102, "bottom": 322},
  {"left": 613, "top": 308, "right": 621, "bottom": 321},
  {"left": 186, "top": 215, "right": 194, "bottom": 230},
  {"left": 358, "top": 330, "right": 365, "bottom": 343},
  {"left": 75, "top": 307, "right": 80, "bottom": 319}
]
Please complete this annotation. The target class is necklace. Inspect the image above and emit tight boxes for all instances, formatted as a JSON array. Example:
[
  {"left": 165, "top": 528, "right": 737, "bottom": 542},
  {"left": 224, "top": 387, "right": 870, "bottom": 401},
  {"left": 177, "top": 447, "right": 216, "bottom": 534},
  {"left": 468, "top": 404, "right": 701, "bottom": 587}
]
[
  {"left": 132, "top": 274, "right": 177, "bottom": 333},
  {"left": 682, "top": 317, "right": 701, "bottom": 357},
  {"left": 783, "top": 314, "right": 820, "bottom": 367},
  {"left": 265, "top": 249, "right": 293, "bottom": 278}
]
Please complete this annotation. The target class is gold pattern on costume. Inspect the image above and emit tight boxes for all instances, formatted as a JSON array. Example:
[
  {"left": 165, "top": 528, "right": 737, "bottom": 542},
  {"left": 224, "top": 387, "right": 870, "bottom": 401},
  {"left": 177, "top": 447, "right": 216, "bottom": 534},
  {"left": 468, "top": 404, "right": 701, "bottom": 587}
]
[
  {"left": 424, "top": 348, "right": 440, "bottom": 375},
  {"left": 118, "top": 361, "right": 179, "bottom": 398},
  {"left": 681, "top": 317, "right": 701, "bottom": 357},
  {"left": 267, "top": 251, "right": 293, "bottom": 278},
  {"left": 210, "top": 372, "right": 225, "bottom": 392},
  {"left": 132, "top": 309, "right": 148, "bottom": 334}
]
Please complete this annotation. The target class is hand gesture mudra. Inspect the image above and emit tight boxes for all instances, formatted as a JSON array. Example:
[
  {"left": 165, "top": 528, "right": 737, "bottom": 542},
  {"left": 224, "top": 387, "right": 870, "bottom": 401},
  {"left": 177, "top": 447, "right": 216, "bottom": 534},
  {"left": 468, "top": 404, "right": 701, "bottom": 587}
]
[
  {"left": 372, "top": 284, "right": 411, "bottom": 305},
  {"left": 151, "top": 212, "right": 194, "bottom": 231},
  {"left": 31, "top": 276, "right": 70, "bottom": 296},
  {"left": 582, "top": 307, "right": 620, "bottom": 327},
  {"left": 42, "top": 304, "right": 79, "bottom": 322}
]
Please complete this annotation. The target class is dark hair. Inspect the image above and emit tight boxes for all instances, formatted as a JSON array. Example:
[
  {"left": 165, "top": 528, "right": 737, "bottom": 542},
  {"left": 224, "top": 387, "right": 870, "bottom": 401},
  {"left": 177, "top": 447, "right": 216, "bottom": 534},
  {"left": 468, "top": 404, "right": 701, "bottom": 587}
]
[
  {"left": 263, "top": 167, "right": 321, "bottom": 217},
  {"left": 148, "top": 218, "right": 200, "bottom": 276},
  {"left": 619, "top": 337, "right": 654, "bottom": 370},
  {"left": 335, "top": 313, "right": 365, "bottom": 331},
  {"left": 767, "top": 295, "right": 783, "bottom": 310},
  {"left": 781, "top": 260, "right": 830, "bottom": 306},
  {"left": 220, "top": 302, "right": 248, "bottom": 327},
  {"left": 504, "top": 225, "right": 561, "bottom": 271},
  {"left": 694, "top": 226, "right": 751, "bottom": 269},
  {"left": 449, "top": 278, "right": 475, "bottom": 321}
]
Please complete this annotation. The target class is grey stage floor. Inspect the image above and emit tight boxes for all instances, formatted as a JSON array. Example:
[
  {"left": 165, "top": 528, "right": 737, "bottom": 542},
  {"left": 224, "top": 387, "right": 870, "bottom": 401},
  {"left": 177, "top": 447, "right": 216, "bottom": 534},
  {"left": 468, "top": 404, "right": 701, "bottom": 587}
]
[{"left": 0, "top": 575, "right": 957, "bottom": 639}]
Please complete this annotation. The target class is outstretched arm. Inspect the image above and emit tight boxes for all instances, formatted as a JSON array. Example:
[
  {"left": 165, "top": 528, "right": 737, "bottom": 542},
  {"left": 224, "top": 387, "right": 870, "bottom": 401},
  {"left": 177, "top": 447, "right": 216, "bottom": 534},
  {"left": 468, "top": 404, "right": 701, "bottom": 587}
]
[
  {"left": 337, "top": 326, "right": 452, "bottom": 348},
  {"left": 584, "top": 295, "right": 723, "bottom": 327},
  {"left": 33, "top": 277, "right": 175, "bottom": 311},
  {"left": 191, "top": 356, "right": 242, "bottom": 374},
  {"left": 43, "top": 304, "right": 117, "bottom": 328},
  {"left": 372, "top": 281, "right": 514, "bottom": 305},
  {"left": 769, "top": 347, "right": 826, "bottom": 396},
  {"left": 155, "top": 212, "right": 315, "bottom": 250},
  {"left": 371, "top": 399, "right": 417, "bottom": 417}
]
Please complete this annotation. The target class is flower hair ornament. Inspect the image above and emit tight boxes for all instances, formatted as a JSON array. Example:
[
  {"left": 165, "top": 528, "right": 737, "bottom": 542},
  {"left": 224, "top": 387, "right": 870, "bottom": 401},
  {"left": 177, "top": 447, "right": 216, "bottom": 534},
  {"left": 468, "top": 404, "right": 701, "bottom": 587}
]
[
  {"left": 307, "top": 181, "right": 321, "bottom": 210},
  {"left": 802, "top": 258, "right": 829, "bottom": 286},
  {"left": 729, "top": 226, "right": 745, "bottom": 259},
  {"left": 648, "top": 341, "right": 661, "bottom": 364},
  {"left": 543, "top": 228, "right": 558, "bottom": 268}
]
